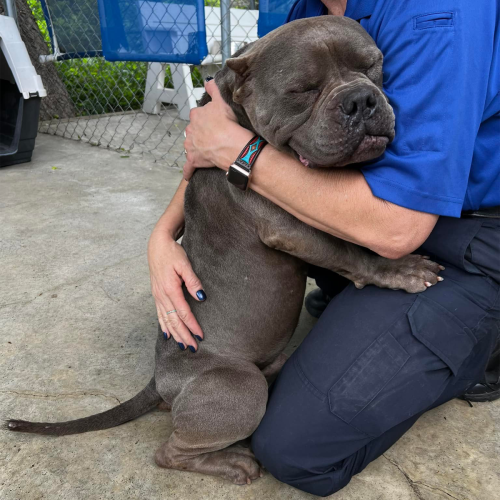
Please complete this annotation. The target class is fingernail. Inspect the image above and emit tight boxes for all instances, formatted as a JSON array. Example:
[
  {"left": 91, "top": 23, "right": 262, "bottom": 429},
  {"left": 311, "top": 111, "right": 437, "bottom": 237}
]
[
  {"left": 425, "top": 282, "right": 432, "bottom": 287},
  {"left": 438, "top": 277, "right": 444, "bottom": 281},
  {"left": 163, "top": 331, "right": 169, "bottom": 340},
  {"left": 205, "top": 76, "right": 214, "bottom": 82},
  {"left": 439, "top": 265, "right": 446, "bottom": 270},
  {"left": 177, "top": 342, "right": 185, "bottom": 351},
  {"left": 196, "top": 290, "right": 207, "bottom": 301},
  {"left": 194, "top": 335, "right": 203, "bottom": 342},
  {"left": 188, "top": 346, "right": 197, "bottom": 353}
]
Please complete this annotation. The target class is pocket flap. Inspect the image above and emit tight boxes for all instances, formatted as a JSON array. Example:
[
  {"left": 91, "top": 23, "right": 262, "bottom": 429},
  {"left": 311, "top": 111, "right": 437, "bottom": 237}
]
[
  {"left": 328, "top": 331, "right": 409, "bottom": 424},
  {"left": 407, "top": 296, "right": 477, "bottom": 375}
]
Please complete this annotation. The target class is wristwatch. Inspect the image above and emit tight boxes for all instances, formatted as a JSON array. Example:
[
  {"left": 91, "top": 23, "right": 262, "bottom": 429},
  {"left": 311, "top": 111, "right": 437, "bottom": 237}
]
[{"left": 226, "top": 135, "right": 267, "bottom": 190}]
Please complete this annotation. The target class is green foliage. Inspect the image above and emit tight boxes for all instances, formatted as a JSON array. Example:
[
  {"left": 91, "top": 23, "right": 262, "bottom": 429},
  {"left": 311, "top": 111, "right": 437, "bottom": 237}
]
[
  {"left": 28, "top": 0, "right": 51, "bottom": 46},
  {"left": 57, "top": 59, "right": 149, "bottom": 115}
]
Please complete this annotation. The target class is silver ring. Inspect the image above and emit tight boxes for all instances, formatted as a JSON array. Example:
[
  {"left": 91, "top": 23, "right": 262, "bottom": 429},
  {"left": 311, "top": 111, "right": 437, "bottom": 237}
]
[
  {"left": 183, "top": 149, "right": 187, "bottom": 155},
  {"left": 183, "top": 130, "right": 186, "bottom": 138},
  {"left": 165, "top": 309, "right": 177, "bottom": 315}
]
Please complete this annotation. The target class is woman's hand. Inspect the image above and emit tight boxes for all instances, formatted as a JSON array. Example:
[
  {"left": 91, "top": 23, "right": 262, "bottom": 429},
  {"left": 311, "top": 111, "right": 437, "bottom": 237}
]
[
  {"left": 183, "top": 79, "right": 253, "bottom": 180},
  {"left": 148, "top": 226, "right": 205, "bottom": 352}
]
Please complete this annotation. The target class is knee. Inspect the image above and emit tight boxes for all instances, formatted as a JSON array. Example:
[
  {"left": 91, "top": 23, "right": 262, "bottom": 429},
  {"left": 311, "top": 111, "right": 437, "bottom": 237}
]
[
  {"left": 252, "top": 421, "right": 350, "bottom": 497},
  {"left": 252, "top": 424, "right": 295, "bottom": 482},
  {"left": 252, "top": 425, "right": 332, "bottom": 496}
]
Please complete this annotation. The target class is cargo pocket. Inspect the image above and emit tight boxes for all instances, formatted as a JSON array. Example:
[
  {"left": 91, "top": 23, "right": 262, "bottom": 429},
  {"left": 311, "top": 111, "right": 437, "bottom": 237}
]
[
  {"left": 328, "top": 330, "right": 409, "bottom": 429},
  {"left": 407, "top": 295, "right": 477, "bottom": 376},
  {"left": 328, "top": 296, "right": 480, "bottom": 438}
]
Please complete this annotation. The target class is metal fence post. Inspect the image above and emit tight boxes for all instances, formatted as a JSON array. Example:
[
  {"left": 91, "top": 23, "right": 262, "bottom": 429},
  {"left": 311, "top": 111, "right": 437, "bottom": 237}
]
[
  {"left": 3, "top": 0, "right": 18, "bottom": 25},
  {"left": 220, "top": 0, "right": 231, "bottom": 65}
]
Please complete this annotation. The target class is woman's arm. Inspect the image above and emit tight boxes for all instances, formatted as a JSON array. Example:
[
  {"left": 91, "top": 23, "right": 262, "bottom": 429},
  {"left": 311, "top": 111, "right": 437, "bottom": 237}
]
[
  {"left": 148, "top": 179, "right": 206, "bottom": 351},
  {"left": 249, "top": 148, "right": 437, "bottom": 260},
  {"left": 183, "top": 81, "right": 438, "bottom": 260},
  {"left": 152, "top": 178, "right": 188, "bottom": 240}
]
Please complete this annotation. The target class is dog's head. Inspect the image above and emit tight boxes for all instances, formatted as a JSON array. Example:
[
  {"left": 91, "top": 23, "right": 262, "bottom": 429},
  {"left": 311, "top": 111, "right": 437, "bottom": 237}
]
[{"left": 216, "top": 16, "right": 395, "bottom": 167}]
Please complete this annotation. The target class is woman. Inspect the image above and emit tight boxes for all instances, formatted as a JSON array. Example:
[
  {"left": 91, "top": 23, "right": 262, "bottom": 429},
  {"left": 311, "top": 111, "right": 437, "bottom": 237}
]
[{"left": 148, "top": 0, "right": 500, "bottom": 495}]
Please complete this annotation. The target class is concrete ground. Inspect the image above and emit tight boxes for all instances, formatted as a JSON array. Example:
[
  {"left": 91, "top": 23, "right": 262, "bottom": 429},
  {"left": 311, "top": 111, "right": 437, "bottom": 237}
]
[
  {"left": 0, "top": 134, "right": 498, "bottom": 500},
  {"left": 39, "top": 108, "right": 188, "bottom": 166}
]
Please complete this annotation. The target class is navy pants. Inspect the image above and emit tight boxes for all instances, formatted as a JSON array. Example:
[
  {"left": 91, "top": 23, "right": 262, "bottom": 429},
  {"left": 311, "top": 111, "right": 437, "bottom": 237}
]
[{"left": 252, "top": 217, "right": 500, "bottom": 497}]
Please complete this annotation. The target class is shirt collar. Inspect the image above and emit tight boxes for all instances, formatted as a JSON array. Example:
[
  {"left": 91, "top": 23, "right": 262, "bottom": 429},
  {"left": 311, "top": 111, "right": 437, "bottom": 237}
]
[{"left": 344, "top": 0, "right": 377, "bottom": 21}]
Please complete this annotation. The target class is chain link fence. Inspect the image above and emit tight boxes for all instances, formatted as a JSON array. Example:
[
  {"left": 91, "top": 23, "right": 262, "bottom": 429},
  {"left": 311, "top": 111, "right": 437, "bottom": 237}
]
[{"left": 28, "top": 0, "right": 259, "bottom": 166}]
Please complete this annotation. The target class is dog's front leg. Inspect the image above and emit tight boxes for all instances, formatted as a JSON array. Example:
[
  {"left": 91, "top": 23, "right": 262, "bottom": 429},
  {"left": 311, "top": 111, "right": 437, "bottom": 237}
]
[{"left": 257, "top": 212, "right": 443, "bottom": 293}]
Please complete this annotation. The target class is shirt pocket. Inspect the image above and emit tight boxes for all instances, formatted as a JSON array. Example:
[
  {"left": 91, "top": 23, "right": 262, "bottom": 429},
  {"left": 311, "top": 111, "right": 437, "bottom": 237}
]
[{"left": 413, "top": 12, "right": 454, "bottom": 30}]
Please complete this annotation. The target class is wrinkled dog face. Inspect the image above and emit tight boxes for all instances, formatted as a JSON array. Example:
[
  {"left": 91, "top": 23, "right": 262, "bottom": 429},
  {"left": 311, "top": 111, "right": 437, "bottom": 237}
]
[{"left": 226, "top": 16, "right": 395, "bottom": 167}]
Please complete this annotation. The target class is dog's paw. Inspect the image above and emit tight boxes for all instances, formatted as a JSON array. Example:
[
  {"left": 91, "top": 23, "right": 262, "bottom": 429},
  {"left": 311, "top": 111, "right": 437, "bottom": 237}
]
[
  {"left": 155, "top": 445, "right": 263, "bottom": 485},
  {"left": 225, "top": 454, "right": 264, "bottom": 485},
  {"left": 356, "top": 254, "right": 444, "bottom": 293}
]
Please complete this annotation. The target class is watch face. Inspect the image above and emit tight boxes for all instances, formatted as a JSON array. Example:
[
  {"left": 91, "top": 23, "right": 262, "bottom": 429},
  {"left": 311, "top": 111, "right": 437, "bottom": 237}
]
[{"left": 227, "top": 165, "right": 249, "bottom": 190}]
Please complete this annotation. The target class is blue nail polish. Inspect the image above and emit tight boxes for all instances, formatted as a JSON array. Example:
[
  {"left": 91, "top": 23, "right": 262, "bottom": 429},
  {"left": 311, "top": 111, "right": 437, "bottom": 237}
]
[
  {"left": 163, "top": 331, "right": 169, "bottom": 340},
  {"left": 177, "top": 342, "right": 185, "bottom": 351},
  {"left": 194, "top": 335, "right": 203, "bottom": 342},
  {"left": 188, "top": 346, "right": 196, "bottom": 353},
  {"left": 196, "top": 290, "right": 207, "bottom": 301},
  {"left": 205, "top": 76, "right": 214, "bottom": 82}
]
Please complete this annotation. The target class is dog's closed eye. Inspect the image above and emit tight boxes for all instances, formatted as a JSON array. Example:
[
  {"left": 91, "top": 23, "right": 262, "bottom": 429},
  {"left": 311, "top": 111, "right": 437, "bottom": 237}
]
[{"left": 287, "top": 88, "right": 321, "bottom": 95}]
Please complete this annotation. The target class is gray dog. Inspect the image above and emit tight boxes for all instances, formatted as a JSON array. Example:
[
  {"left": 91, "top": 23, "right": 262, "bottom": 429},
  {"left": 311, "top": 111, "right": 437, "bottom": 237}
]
[{"left": 7, "top": 17, "right": 442, "bottom": 485}]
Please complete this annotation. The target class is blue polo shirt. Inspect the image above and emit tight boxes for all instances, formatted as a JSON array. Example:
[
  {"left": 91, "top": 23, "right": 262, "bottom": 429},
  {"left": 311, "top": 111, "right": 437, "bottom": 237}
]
[{"left": 286, "top": 0, "right": 500, "bottom": 217}]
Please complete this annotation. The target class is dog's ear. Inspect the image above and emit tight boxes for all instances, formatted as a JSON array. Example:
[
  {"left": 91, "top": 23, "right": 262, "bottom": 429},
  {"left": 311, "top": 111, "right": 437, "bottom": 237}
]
[
  {"left": 225, "top": 55, "right": 251, "bottom": 77},
  {"left": 225, "top": 44, "right": 257, "bottom": 104},
  {"left": 225, "top": 41, "right": 256, "bottom": 75}
]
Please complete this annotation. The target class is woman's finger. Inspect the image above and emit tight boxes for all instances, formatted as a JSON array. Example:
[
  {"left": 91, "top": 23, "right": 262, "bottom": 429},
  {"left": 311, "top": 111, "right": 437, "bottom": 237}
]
[
  {"left": 160, "top": 295, "right": 199, "bottom": 352},
  {"left": 168, "top": 286, "right": 204, "bottom": 342},
  {"left": 178, "top": 260, "right": 206, "bottom": 303},
  {"left": 151, "top": 275, "right": 170, "bottom": 339},
  {"left": 156, "top": 304, "right": 169, "bottom": 339},
  {"left": 204, "top": 78, "right": 220, "bottom": 99},
  {"left": 156, "top": 304, "right": 170, "bottom": 340},
  {"left": 183, "top": 160, "right": 196, "bottom": 181}
]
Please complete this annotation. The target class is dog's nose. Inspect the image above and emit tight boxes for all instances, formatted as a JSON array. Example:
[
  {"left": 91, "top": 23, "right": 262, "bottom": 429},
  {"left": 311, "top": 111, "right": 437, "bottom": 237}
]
[{"left": 341, "top": 88, "right": 378, "bottom": 120}]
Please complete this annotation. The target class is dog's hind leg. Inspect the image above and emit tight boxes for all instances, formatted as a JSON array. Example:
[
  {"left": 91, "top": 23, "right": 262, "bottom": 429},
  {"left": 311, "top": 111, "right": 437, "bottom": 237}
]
[{"left": 154, "top": 363, "right": 268, "bottom": 484}]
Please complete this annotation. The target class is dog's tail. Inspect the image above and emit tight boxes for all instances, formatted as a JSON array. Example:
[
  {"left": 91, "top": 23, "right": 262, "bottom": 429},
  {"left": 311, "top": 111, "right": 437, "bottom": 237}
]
[{"left": 4, "top": 378, "right": 162, "bottom": 436}]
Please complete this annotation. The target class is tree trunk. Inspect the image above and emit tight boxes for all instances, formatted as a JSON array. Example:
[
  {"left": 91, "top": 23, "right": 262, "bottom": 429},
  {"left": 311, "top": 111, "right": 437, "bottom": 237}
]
[{"left": 1, "top": 1, "right": 75, "bottom": 120}]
